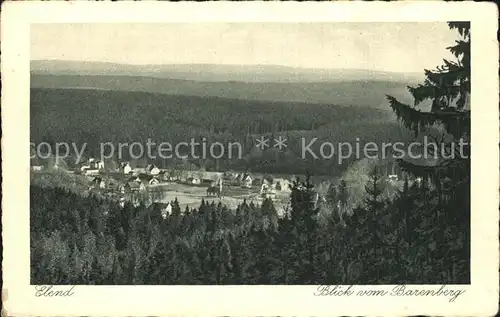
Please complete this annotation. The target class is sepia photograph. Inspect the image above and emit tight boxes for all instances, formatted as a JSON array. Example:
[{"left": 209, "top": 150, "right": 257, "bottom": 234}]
[{"left": 2, "top": 2, "right": 498, "bottom": 316}]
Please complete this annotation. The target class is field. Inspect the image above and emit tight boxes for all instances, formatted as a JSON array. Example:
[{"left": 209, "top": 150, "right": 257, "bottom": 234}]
[{"left": 148, "top": 182, "right": 291, "bottom": 214}]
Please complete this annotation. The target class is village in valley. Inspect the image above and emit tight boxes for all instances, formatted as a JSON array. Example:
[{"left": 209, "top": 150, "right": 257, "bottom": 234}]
[
  {"left": 30, "top": 153, "right": 411, "bottom": 219},
  {"left": 30, "top": 156, "right": 303, "bottom": 217}
]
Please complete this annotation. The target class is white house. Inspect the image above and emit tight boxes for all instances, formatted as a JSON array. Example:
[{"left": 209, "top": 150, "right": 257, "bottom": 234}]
[
  {"left": 80, "top": 165, "right": 90, "bottom": 172},
  {"left": 149, "top": 177, "right": 160, "bottom": 185},
  {"left": 158, "top": 170, "right": 170, "bottom": 181},
  {"left": 121, "top": 162, "right": 132, "bottom": 174},
  {"left": 146, "top": 164, "right": 161, "bottom": 175},
  {"left": 100, "top": 179, "right": 106, "bottom": 189},
  {"left": 124, "top": 181, "right": 146, "bottom": 192},
  {"left": 96, "top": 160, "right": 105, "bottom": 170},
  {"left": 387, "top": 174, "right": 399, "bottom": 183},
  {"left": 186, "top": 176, "right": 201, "bottom": 185},
  {"left": 149, "top": 202, "right": 172, "bottom": 219},
  {"left": 160, "top": 203, "right": 173, "bottom": 219},
  {"left": 85, "top": 158, "right": 104, "bottom": 170},
  {"left": 273, "top": 178, "right": 292, "bottom": 192},
  {"left": 241, "top": 174, "right": 253, "bottom": 188},
  {"left": 84, "top": 169, "right": 100, "bottom": 176}
]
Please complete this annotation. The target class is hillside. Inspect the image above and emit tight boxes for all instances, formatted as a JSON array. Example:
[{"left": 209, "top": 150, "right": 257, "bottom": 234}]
[
  {"left": 30, "top": 87, "right": 398, "bottom": 139},
  {"left": 30, "top": 62, "right": 419, "bottom": 175},
  {"left": 30, "top": 169, "right": 91, "bottom": 196},
  {"left": 31, "top": 74, "right": 417, "bottom": 110},
  {"left": 31, "top": 88, "right": 409, "bottom": 175}
]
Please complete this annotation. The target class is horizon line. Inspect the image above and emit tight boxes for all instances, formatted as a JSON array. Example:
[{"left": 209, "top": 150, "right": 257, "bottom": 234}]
[{"left": 31, "top": 59, "right": 426, "bottom": 75}]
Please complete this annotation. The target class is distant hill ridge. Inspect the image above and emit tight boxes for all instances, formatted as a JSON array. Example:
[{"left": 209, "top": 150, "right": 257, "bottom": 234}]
[{"left": 31, "top": 60, "right": 424, "bottom": 83}]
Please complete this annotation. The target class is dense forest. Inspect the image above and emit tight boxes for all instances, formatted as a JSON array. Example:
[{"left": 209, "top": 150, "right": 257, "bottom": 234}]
[
  {"left": 30, "top": 172, "right": 469, "bottom": 285},
  {"left": 30, "top": 21, "right": 471, "bottom": 285},
  {"left": 30, "top": 74, "right": 418, "bottom": 109},
  {"left": 30, "top": 88, "right": 407, "bottom": 176}
]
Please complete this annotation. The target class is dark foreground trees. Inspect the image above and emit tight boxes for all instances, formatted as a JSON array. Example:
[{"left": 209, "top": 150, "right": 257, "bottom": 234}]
[{"left": 31, "top": 170, "right": 469, "bottom": 285}]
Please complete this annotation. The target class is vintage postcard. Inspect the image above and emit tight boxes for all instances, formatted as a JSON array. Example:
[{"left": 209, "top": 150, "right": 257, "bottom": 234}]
[{"left": 1, "top": 1, "right": 499, "bottom": 316}]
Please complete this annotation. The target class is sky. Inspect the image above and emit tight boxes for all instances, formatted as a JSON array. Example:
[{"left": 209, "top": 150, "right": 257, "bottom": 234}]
[{"left": 31, "top": 22, "right": 460, "bottom": 73}]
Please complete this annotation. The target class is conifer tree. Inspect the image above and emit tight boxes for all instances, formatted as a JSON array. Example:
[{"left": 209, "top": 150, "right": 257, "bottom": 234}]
[
  {"left": 337, "top": 179, "right": 349, "bottom": 213},
  {"left": 386, "top": 22, "right": 470, "bottom": 186},
  {"left": 289, "top": 175, "right": 321, "bottom": 283},
  {"left": 386, "top": 21, "right": 471, "bottom": 283},
  {"left": 325, "top": 182, "right": 337, "bottom": 207}
]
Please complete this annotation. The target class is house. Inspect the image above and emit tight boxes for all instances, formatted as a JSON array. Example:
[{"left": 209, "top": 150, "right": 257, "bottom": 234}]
[
  {"left": 146, "top": 164, "right": 160, "bottom": 175},
  {"left": 129, "top": 181, "right": 146, "bottom": 192},
  {"left": 149, "top": 177, "right": 160, "bottom": 185},
  {"left": 120, "top": 181, "right": 145, "bottom": 193},
  {"left": 80, "top": 165, "right": 90, "bottom": 172},
  {"left": 158, "top": 170, "right": 169, "bottom": 181},
  {"left": 273, "top": 178, "right": 292, "bottom": 192},
  {"left": 159, "top": 170, "right": 181, "bottom": 182},
  {"left": 223, "top": 172, "right": 243, "bottom": 186},
  {"left": 90, "top": 176, "right": 106, "bottom": 189},
  {"left": 127, "top": 175, "right": 141, "bottom": 183},
  {"left": 241, "top": 174, "right": 253, "bottom": 188},
  {"left": 132, "top": 196, "right": 142, "bottom": 207},
  {"left": 84, "top": 169, "right": 100, "bottom": 176},
  {"left": 260, "top": 182, "right": 270, "bottom": 194},
  {"left": 119, "top": 183, "right": 131, "bottom": 194},
  {"left": 186, "top": 176, "right": 201, "bottom": 185},
  {"left": 30, "top": 157, "right": 44, "bottom": 171},
  {"left": 121, "top": 162, "right": 133, "bottom": 174},
  {"left": 223, "top": 171, "right": 237, "bottom": 183},
  {"left": 86, "top": 158, "right": 104, "bottom": 170},
  {"left": 387, "top": 174, "right": 399, "bottom": 183},
  {"left": 133, "top": 166, "right": 147, "bottom": 175},
  {"left": 103, "top": 159, "right": 120, "bottom": 173},
  {"left": 136, "top": 173, "right": 154, "bottom": 185},
  {"left": 149, "top": 202, "right": 172, "bottom": 219},
  {"left": 96, "top": 160, "right": 105, "bottom": 170},
  {"left": 199, "top": 171, "right": 223, "bottom": 186},
  {"left": 163, "top": 170, "right": 182, "bottom": 182},
  {"left": 260, "top": 183, "right": 276, "bottom": 199}
]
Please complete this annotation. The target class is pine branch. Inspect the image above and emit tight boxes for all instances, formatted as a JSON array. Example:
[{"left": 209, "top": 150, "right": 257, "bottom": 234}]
[
  {"left": 447, "top": 40, "right": 470, "bottom": 60},
  {"left": 448, "top": 22, "right": 470, "bottom": 38},
  {"left": 386, "top": 95, "right": 470, "bottom": 138},
  {"left": 387, "top": 95, "right": 440, "bottom": 135},
  {"left": 425, "top": 68, "right": 467, "bottom": 88},
  {"left": 397, "top": 156, "right": 469, "bottom": 183},
  {"left": 408, "top": 82, "right": 460, "bottom": 107}
]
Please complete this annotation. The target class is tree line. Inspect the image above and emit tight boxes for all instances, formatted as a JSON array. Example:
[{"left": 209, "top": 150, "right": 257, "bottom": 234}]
[{"left": 31, "top": 169, "right": 469, "bottom": 285}]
